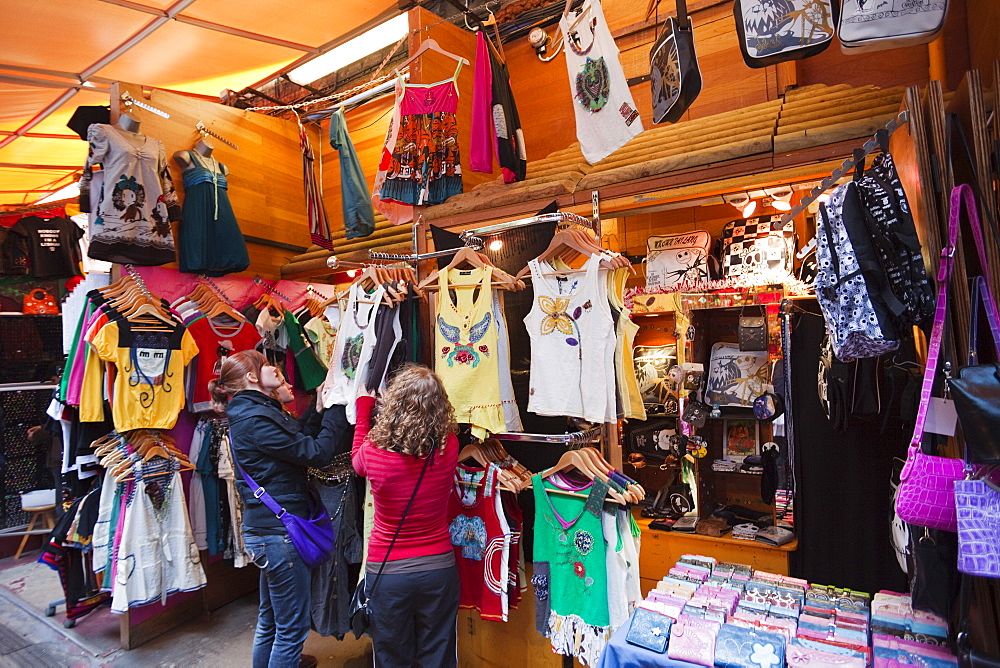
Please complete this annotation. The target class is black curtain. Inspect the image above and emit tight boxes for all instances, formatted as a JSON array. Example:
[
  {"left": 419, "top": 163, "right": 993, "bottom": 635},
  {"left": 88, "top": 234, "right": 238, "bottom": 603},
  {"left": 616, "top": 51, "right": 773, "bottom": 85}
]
[{"left": 788, "top": 303, "right": 908, "bottom": 594}]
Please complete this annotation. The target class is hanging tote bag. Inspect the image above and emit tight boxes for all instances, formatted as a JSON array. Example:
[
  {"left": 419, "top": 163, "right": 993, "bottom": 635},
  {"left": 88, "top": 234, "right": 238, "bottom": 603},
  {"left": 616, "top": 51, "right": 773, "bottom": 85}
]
[
  {"left": 649, "top": 0, "right": 702, "bottom": 124},
  {"left": 645, "top": 230, "right": 714, "bottom": 289},
  {"left": 733, "top": 0, "right": 838, "bottom": 68},
  {"left": 895, "top": 187, "right": 970, "bottom": 533},
  {"left": 946, "top": 187, "right": 1000, "bottom": 464},
  {"left": 839, "top": 0, "right": 949, "bottom": 54}
]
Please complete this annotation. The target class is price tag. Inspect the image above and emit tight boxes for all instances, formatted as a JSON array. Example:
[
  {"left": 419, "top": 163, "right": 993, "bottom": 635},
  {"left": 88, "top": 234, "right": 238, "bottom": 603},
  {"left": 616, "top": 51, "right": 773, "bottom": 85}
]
[{"left": 925, "top": 397, "right": 958, "bottom": 437}]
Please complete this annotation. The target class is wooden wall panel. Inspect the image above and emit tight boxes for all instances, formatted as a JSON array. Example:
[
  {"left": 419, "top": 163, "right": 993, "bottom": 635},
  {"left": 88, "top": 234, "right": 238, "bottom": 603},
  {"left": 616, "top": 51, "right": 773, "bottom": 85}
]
[
  {"left": 967, "top": 0, "right": 1000, "bottom": 76},
  {"left": 113, "top": 82, "right": 317, "bottom": 279},
  {"left": 319, "top": 94, "right": 394, "bottom": 240}
]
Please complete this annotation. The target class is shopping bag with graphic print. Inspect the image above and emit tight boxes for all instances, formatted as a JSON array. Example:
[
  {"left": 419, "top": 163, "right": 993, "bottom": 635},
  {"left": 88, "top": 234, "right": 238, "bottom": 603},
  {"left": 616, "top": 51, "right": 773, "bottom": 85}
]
[
  {"left": 734, "top": 0, "right": 838, "bottom": 68},
  {"left": 649, "top": 0, "right": 702, "bottom": 123}
]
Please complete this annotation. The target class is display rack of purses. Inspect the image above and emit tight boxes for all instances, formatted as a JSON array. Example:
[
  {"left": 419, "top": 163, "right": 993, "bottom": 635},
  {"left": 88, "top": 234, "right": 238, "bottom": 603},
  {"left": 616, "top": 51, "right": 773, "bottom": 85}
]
[{"left": 613, "top": 553, "right": 956, "bottom": 665}]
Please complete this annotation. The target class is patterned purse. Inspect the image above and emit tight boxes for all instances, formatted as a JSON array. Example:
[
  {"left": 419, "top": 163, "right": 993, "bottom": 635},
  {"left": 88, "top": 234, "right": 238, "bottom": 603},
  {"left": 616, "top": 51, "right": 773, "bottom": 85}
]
[
  {"left": 733, "top": 0, "right": 837, "bottom": 68},
  {"left": 955, "top": 475, "right": 1000, "bottom": 578},
  {"left": 625, "top": 606, "right": 673, "bottom": 652},
  {"left": 649, "top": 0, "right": 702, "bottom": 124},
  {"left": 714, "top": 623, "right": 786, "bottom": 668},
  {"left": 719, "top": 215, "right": 795, "bottom": 279},
  {"left": 667, "top": 615, "right": 721, "bottom": 666},
  {"left": 646, "top": 230, "right": 714, "bottom": 289}
]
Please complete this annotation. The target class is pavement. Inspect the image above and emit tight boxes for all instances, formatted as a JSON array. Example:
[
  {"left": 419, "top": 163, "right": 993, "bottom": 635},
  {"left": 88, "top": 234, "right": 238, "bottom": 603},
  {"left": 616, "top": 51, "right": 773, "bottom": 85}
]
[{"left": 0, "top": 552, "right": 372, "bottom": 667}]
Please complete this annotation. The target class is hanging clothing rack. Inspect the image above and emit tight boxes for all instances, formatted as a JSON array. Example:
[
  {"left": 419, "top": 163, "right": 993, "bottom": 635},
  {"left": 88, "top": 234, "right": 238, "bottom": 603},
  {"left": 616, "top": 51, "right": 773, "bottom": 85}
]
[
  {"left": 199, "top": 275, "right": 237, "bottom": 308},
  {"left": 120, "top": 91, "right": 170, "bottom": 119},
  {"left": 368, "top": 211, "right": 595, "bottom": 264},
  {"left": 325, "top": 255, "right": 413, "bottom": 271},
  {"left": 490, "top": 427, "right": 601, "bottom": 445},
  {"left": 302, "top": 76, "right": 406, "bottom": 122},
  {"left": 195, "top": 121, "right": 238, "bottom": 150},
  {"left": 252, "top": 277, "right": 292, "bottom": 303},
  {"left": 458, "top": 211, "right": 596, "bottom": 246},
  {"left": 779, "top": 110, "right": 909, "bottom": 226}
]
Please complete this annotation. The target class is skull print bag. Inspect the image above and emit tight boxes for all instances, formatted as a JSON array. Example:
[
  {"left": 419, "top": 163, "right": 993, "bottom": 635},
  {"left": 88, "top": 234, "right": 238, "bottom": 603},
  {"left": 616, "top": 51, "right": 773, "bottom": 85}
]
[
  {"left": 719, "top": 215, "right": 796, "bottom": 280},
  {"left": 645, "top": 230, "right": 715, "bottom": 289},
  {"left": 734, "top": 0, "right": 838, "bottom": 68}
]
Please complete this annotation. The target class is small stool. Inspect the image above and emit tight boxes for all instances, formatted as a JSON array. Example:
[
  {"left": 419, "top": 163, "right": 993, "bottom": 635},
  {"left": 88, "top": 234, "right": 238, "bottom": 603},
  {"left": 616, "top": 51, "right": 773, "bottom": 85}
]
[{"left": 14, "top": 504, "right": 56, "bottom": 560}]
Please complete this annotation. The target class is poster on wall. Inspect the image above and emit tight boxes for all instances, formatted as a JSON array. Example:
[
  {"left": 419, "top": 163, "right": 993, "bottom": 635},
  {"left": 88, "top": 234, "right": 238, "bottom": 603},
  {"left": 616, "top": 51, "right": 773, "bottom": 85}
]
[{"left": 724, "top": 418, "right": 759, "bottom": 462}]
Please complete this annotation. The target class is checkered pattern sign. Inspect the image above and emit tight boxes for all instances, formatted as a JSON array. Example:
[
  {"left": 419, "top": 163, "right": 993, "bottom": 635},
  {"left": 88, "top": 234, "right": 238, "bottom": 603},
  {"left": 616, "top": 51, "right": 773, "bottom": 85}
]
[{"left": 720, "top": 215, "right": 794, "bottom": 278}]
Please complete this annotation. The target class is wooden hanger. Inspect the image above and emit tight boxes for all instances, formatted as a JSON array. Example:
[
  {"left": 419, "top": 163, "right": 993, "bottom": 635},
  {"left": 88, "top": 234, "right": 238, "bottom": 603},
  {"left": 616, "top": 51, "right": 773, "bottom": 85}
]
[
  {"left": 515, "top": 229, "right": 627, "bottom": 280},
  {"left": 419, "top": 246, "right": 522, "bottom": 292},
  {"left": 394, "top": 38, "right": 470, "bottom": 76},
  {"left": 575, "top": 446, "right": 645, "bottom": 503},
  {"left": 541, "top": 450, "right": 629, "bottom": 504},
  {"left": 337, "top": 267, "right": 394, "bottom": 307}
]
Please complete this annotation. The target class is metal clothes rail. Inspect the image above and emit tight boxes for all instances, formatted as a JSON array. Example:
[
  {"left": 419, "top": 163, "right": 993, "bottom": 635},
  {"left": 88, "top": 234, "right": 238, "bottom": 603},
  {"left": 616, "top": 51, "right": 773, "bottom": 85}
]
[{"left": 780, "top": 110, "right": 910, "bottom": 225}]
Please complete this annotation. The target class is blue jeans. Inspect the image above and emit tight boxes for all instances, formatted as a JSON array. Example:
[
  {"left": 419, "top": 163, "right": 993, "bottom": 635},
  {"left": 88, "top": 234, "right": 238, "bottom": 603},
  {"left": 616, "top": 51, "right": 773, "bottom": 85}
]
[{"left": 244, "top": 533, "right": 312, "bottom": 668}]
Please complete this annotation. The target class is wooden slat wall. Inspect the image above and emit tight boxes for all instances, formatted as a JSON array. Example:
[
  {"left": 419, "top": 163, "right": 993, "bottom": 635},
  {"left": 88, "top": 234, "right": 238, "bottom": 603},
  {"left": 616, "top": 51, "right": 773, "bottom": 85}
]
[{"left": 113, "top": 82, "right": 317, "bottom": 279}]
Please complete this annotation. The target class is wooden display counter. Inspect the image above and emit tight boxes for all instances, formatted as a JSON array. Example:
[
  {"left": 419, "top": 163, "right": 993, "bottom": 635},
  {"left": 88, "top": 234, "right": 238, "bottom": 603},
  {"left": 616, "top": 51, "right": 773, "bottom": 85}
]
[{"left": 633, "top": 512, "right": 798, "bottom": 596}]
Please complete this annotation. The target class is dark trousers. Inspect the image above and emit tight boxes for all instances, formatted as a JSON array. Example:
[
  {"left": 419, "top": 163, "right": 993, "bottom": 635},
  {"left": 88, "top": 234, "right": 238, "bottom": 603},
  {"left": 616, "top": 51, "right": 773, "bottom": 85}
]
[{"left": 367, "top": 565, "right": 460, "bottom": 668}]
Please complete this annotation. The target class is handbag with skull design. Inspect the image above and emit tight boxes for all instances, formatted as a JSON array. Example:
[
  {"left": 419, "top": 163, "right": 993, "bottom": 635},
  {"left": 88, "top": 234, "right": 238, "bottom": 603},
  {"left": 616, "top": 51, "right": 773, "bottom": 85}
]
[{"left": 718, "top": 215, "right": 795, "bottom": 279}]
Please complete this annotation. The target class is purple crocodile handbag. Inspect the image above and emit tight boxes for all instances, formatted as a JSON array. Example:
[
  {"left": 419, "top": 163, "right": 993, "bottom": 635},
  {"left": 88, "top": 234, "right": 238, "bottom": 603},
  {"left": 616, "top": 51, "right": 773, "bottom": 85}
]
[{"left": 894, "top": 186, "right": 972, "bottom": 532}]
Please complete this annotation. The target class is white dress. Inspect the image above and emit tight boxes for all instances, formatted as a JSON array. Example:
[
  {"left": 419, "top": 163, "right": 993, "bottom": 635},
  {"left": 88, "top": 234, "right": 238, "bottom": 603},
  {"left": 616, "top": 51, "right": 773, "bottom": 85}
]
[
  {"left": 560, "top": 0, "right": 643, "bottom": 164},
  {"left": 523, "top": 255, "right": 617, "bottom": 422},
  {"left": 111, "top": 462, "right": 206, "bottom": 613},
  {"left": 320, "top": 283, "right": 386, "bottom": 423}
]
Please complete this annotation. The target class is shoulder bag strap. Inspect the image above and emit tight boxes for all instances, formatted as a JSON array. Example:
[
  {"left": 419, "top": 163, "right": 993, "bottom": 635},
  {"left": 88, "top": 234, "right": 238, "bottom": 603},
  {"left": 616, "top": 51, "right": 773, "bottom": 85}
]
[
  {"left": 366, "top": 447, "right": 437, "bottom": 598},
  {"left": 675, "top": 0, "right": 690, "bottom": 30},
  {"left": 228, "top": 429, "right": 288, "bottom": 519},
  {"left": 967, "top": 276, "right": 1000, "bottom": 366},
  {"left": 905, "top": 188, "right": 961, "bottom": 461}
]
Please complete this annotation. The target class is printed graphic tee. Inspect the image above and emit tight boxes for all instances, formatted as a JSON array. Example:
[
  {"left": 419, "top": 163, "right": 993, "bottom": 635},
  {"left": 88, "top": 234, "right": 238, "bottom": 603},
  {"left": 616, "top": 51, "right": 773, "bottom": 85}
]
[
  {"left": 11, "top": 215, "right": 84, "bottom": 278},
  {"left": 90, "top": 320, "right": 199, "bottom": 432},
  {"left": 560, "top": 0, "right": 643, "bottom": 164}
]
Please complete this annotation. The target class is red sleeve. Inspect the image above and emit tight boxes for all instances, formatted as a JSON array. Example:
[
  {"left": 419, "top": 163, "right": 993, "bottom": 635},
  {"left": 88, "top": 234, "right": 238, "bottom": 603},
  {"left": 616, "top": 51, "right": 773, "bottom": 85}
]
[{"left": 352, "top": 396, "right": 377, "bottom": 475}]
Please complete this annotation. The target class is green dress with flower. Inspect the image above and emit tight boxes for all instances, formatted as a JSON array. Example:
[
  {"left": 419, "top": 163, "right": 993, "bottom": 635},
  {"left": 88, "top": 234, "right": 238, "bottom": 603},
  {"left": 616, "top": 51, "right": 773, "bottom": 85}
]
[{"left": 531, "top": 473, "right": 610, "bottom": 665}]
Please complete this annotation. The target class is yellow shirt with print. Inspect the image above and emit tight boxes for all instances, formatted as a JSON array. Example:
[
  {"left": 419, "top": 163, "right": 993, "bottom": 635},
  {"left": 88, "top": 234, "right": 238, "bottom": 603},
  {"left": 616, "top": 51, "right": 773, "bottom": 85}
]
[{"left": 90, "top": 321, "right": 200, "bottom": 432}]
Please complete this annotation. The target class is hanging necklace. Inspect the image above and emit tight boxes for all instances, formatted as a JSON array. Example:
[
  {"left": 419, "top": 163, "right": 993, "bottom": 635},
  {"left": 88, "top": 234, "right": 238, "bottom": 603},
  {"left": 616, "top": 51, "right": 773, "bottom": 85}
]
[{"left": 566, "top": 15, "right": 597, "bottom": 56}]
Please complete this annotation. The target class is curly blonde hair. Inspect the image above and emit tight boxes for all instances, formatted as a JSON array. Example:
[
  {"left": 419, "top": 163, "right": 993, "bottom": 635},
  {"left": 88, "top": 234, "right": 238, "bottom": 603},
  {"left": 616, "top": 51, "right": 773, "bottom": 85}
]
[{"left": 368, "top": 364, "right": 456, "bottom": 457}]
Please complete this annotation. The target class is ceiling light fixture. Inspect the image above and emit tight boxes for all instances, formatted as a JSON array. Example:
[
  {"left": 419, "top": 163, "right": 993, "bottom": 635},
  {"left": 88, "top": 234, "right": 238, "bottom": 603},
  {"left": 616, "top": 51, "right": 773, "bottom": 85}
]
[
  {"left": 766, "top": 186, "right": 793, "bottom": 212},
  {"left": 489, "top": 239, "right": 503, "bottom": 251},
  {"left": 723, "top": 191, "right": 757, "bottom": 218},
  {"left": 287, "top": 14, "right": 409, "bottom": 86}
]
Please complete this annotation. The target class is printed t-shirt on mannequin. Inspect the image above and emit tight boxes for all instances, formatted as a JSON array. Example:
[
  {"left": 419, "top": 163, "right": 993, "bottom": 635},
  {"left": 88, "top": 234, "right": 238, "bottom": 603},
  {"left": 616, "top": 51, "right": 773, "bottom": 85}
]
[
  {"left": 80, "top": 124, "right": 181, "bottom": 265},
  {"left": 90, "top": 320, "right": 199, "bottom": 431}
]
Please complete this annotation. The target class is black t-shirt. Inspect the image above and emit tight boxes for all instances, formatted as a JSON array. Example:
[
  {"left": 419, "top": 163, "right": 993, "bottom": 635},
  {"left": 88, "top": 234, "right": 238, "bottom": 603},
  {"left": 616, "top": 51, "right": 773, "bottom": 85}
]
[{"left": 11, "top": 216, "right": 84, "bottom": 278}]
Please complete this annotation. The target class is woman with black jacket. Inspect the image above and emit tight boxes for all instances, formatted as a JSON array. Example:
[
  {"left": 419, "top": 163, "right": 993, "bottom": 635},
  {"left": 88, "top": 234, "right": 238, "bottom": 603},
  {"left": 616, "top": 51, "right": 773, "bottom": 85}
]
[{"left": 209, "top": 350, "right": 349, "bottom": 668}]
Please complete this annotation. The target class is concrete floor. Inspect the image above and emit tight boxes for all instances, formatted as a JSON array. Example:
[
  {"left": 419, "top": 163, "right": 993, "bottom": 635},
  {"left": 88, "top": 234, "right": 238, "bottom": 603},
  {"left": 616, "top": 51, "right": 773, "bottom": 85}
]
[{"left": 0, "top": 552, "right": 372, "bottom": 667}]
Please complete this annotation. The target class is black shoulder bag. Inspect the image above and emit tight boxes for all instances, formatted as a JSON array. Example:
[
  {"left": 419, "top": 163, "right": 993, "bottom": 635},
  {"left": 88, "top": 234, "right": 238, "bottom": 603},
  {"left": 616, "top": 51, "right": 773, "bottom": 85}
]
[
  {"left": 649, "top": 0, "right": 702, "bottom": 124},
  {"left": 349, "top": 448, "right": 436, "bottom": 638}
]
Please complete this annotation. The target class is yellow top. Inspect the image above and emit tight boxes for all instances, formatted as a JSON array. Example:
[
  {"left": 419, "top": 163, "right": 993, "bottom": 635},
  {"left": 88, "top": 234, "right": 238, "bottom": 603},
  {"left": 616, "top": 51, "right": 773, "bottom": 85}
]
[
  {"left": 608, "top": 267, "right": 646, "bottom": 420},
  {"left": 90, "top": 320, "right": 199, "bottom": 432},
  {"left": 434, "top": 266, "right": 505, "bottom": 438}
]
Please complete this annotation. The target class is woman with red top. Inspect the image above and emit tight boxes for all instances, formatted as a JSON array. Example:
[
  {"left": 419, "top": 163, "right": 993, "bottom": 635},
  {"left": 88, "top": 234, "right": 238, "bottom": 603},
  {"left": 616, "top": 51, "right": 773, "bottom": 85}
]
[{"left": 352, "top": 364, "right": 460, "bottom": 667}]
